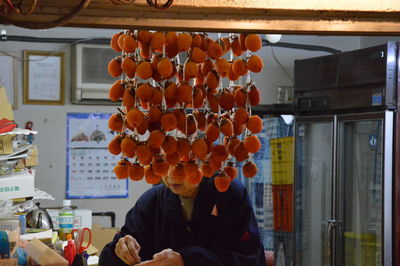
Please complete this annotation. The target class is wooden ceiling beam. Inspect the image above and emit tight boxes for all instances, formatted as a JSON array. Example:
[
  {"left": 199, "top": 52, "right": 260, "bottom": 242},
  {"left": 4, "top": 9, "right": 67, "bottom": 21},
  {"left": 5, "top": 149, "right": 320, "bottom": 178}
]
[{"left": 1, "top": 0, "right": 400, "bottom": 35}]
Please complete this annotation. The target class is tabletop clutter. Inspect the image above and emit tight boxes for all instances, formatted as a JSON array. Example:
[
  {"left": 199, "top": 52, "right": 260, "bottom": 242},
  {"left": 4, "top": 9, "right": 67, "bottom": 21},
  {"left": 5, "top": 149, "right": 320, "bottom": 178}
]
[
  {"left": 0, "top": 199, "right": 99, "bottom": 266},
  {"left": 0, "top": 85, "right": 105, "bottom": 266}
]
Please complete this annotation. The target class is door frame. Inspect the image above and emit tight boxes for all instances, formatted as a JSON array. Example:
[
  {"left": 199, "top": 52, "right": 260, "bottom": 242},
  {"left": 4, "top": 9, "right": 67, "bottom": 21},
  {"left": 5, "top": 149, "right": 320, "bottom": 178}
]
[
  {"left": 294, "top": 115, "right": 335, "bottom": 266},
  {"left": 335, "top": 111, "right": 393, "bottom": 266}
]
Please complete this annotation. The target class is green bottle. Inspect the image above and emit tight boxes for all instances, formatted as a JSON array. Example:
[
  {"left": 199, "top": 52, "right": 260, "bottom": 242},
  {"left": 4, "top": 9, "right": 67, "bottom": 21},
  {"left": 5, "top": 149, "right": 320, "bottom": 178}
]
[{"left": 59, "top": 199, "right": 74, "bottom": 241}]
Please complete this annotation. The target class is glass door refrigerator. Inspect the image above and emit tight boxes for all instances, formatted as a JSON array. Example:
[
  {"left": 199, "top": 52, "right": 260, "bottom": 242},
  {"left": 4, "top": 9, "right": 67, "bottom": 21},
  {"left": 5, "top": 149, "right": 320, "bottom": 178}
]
[{"left": 293, "top": 42, "right": 397, "bottom": 266}]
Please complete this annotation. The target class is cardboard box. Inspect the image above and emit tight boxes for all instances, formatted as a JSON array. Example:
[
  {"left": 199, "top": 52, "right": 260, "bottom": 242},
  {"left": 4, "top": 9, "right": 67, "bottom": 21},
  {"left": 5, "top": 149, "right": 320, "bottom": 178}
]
[
  {"left": 0, "top": 87, "right": 9, "bottom": 103},
  {"left": 91, "top": 224, "right": 118, "bottom": 255},
  {"left": 0, "top": 259, "right": 18, "bottom": 266},
  {"left": 0, "top": 171, "right": 35, "bottom": 200},
  {"left": 24, "top": 238, "right": 68, "bottom": 266},
  {"left": 0, "top": 135, "right": 13, "bottom": 154},
  {"left": 24, "top": 145, "right": 38, "bottom": 167},
  {"left": 0, "top": 103, "right": 14, "bottom": 121},
  {"left": 47, "top": 208, "right": 92, "bottom": 229}
]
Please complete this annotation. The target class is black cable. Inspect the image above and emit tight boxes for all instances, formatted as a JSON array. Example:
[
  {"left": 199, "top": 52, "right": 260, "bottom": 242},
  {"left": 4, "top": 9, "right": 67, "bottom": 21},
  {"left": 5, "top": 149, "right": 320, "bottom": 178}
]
[
  {"left": 3, "top": 35, "right": 111, "bottom": 44},
  {"left": 263, "top": 39, "right": 341, "bottom": 54},
  {"left": 146, "top": 0, "right": 174, "bottom": 10},
  {"left": 92, "top": 211, "right": 116, "bottom": 227}
]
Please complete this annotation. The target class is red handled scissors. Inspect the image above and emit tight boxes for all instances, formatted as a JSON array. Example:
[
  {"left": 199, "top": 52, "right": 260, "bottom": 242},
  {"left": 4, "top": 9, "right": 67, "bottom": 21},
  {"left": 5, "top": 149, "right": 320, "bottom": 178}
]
[{"left": 71, "top": 227, "right": 92, "bottom": 254}]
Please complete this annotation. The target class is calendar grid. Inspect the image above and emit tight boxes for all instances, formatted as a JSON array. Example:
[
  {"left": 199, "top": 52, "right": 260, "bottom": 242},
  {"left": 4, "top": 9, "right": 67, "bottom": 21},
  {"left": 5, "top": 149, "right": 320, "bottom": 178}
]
[{"left": 66, "top": 113, "right": 129, "bottom": 199}]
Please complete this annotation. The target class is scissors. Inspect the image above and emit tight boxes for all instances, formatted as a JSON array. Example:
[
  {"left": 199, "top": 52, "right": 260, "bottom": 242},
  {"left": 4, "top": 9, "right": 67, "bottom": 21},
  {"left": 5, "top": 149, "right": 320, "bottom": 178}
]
[{"left": 71, "top": 227, "right": 92, "bottom": 254}]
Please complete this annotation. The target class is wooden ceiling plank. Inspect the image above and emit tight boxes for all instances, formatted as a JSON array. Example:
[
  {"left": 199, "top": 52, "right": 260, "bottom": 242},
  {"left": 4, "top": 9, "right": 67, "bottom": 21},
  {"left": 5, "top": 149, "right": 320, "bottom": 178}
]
[
  {"left": 3, "top": 0, "right": 400, "bottom": 35},
  {"left": 66, "top": 16, "right": 400, "bottom": 35},
  {"left": 17, "top": 4, "right": 400, "bottom": 22}
]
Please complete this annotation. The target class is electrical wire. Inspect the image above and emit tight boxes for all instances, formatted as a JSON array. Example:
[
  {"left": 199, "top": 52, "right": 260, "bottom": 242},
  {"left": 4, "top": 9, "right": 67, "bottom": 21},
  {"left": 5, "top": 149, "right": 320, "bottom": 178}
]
[
  {"left": 146, "top": 0, "right": 174, "bottom": 10},
  {"left": 110, "top": 0, "right": 136, "bottom": 4},
  {"left": 0, "top": 36, "right": 104, "bottom": 62},
  {"left": 2, "top": 0, "right": 19, "bottom": 14},
  {"left": 0, "top": 0, "right": 92, "bottom": 29},
  {"left": 263, "top": 39, "right": 341, "bottom": 54},
  {"left": 270, "top": 46, "right": 294, "bottom": 83},
  {"left": 14, "top": 0, "right": 37, "bottom": 16}
]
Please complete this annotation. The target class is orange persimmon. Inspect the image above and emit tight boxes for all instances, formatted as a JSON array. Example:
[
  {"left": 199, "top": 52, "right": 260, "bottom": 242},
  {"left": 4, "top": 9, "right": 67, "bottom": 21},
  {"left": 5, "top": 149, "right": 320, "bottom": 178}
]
[
  {"left": 177, "top": 33, "right": 192, "bottom": 52},
  {"left": 232, "top": 59, "right": 248, "bottom": 76},
  {"left": 114, "top": 160, "right": 130, "bottom": 179},
  {"left": 247, "top": 115, "right": 263, "bottom": 134},
  {"left": 110, "top": 32, "right": 123, "bottom": 52},
  {"left": 205, "top": 122, "right": 220, "bottom": 142},
  {"left": 245, "top": 34, "right": 262, "bottom": 52},
  {"left": 109, "top": 80, "right": 125, "bottom": 102},
  {"left": 121, "top": 136, "right": 137, "bottom": 158},
  {"left": 161, "top": 112, "right": 178, "bottom": 131},
  {"left": 126, "top": 108, "right": 144, "bottom": 128},
  {"left": 220, "top": 119, "right": 234, "bottom": 137},
  {"left": 243, "top": 161, "right": 258, "bottom": 178},
  {"left": 108, "top": 57, "right": 122, "bottom": 78},
  {"left": 214, "top": 172, "right": 231, "bottom": 192},
  {"left": 128, "top": 163, "right": 145, "bottom": 181},
  {"left": 108, "top": 113, "right": 124, "bottom": 132},
  {"left": 136, "top": 61, "right": 153, "bottom": 80},
  {"left": 244, "top": 135, "right": 261, "bottom": 153},
  {"left": 145, "top": 165, "right": 162, "bottom": 184},
  {"left": 201, "top": 162, "right": 214, "bottom": 178},
  {"left": 149, "top": 130, "right": 166, "bottom": 148},
  {"left": 234, "top": 107, "right": 249, "bottom": 124},
  {"left": 162, "top": 136, "right": 178, "bottom": 155},
  {"left": 136, "top": 82, "right": 153, "bottom": 102},
  {"left": 247, "top": 55, "right": 264, "bottom": 73},
  {"left": 153, "top": 156, "right": 170, "bottom": 177},
  {"left": 249, "top": 85, "right": 261, "bottom": 106},
  {"left": 122, "top": 34, "right": 138, "bottom": 53},
  {"left": 108, "top": 134, "right": 122, "bottom": 155}
]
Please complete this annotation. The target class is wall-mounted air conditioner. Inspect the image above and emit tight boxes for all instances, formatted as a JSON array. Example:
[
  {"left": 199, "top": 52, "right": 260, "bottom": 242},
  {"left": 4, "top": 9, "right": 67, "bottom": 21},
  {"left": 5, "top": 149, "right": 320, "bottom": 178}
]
[{"left": 72, "top": 43, "right": 119, "bottom": 104}]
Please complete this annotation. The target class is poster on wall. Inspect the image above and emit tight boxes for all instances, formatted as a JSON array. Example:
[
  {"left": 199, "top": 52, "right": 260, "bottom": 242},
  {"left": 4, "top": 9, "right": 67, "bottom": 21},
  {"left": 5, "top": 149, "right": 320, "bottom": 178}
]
[
  {"left": 0, "top": 55, "right": 17, "bottom": 108},
  {"left": 66, "top": 113, "right": 128, "bottom": 199}
]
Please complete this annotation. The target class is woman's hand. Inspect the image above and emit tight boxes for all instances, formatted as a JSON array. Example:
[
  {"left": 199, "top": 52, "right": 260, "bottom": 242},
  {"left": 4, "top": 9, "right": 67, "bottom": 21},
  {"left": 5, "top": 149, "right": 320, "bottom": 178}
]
[
  {"left": 135, "top": 248, "right": 184, "bottom": 266},
  {"left": 115, "top": 235, "right": 141, "bottom": 265}
]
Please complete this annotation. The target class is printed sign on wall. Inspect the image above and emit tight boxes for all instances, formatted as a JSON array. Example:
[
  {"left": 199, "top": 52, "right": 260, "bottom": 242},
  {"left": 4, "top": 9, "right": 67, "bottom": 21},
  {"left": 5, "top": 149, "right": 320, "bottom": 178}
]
[{"left": 66, "top": 113, "right": 128, "bottom": 199}]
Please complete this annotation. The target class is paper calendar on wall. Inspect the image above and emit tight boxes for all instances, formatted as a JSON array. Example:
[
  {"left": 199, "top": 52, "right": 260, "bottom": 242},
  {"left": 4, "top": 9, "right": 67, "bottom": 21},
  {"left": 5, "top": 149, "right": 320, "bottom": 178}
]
[{"left": 66, "top": 113, "right": 128, "bottom": 199}]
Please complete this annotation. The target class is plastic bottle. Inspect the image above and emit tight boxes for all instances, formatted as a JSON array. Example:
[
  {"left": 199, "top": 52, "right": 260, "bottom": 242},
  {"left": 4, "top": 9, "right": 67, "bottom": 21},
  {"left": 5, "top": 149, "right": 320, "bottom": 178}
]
[
  {"left": 59, "top": 199, "right": 74, "bottom": 241},
  {"left": 64, "top": 233, "right": 77, "bottom": 264}
]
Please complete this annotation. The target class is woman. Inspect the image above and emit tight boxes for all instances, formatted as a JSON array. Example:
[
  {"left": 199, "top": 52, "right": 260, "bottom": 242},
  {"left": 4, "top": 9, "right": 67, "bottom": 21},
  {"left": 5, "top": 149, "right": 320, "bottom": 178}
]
[{"left": 99, "top": 170, "right": 265, "bottom": 266}]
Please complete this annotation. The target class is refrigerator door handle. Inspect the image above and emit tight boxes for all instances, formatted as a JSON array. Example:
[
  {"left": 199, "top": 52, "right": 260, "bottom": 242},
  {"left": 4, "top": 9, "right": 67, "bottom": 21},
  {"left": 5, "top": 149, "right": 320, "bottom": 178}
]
[
  {"left": 326, "top": 220, "right": 337, "bottom": 266},
  {"left": 325, "top": 220, "right": 332, "bottom": 266}
]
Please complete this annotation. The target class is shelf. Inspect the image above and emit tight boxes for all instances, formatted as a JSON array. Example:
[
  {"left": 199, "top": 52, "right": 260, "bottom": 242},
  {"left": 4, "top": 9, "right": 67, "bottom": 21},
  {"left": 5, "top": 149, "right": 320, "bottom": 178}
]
[
  {"left": 0, "top": 145, "right": 33, "bottom": 161},
  {"left": 0, "top": 128, "right": 38, "bottom": 136}
]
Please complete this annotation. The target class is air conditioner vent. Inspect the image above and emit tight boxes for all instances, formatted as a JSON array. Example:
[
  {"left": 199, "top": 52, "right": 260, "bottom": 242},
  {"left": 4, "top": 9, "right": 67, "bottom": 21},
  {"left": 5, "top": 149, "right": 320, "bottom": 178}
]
[{"left": 72, "top": 43, "right": 119, "bottom": 104}]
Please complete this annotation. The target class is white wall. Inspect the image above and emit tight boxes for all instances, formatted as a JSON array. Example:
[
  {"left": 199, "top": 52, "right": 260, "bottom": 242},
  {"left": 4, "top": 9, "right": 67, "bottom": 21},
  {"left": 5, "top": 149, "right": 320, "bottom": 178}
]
[
  {"left": 360, "top": 36, "right": 400, "bottom": 48},
  {"left": 256, "top": 35, "right": 361, "bottom": 104},
  {"left": 1, "top": 25, "right": 377, "bottom": 228}
]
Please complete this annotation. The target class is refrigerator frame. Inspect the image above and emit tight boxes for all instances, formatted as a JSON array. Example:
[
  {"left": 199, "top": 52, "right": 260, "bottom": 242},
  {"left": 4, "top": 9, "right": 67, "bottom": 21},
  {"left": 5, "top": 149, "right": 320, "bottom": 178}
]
[
  {"left": 293, "top": 115, "right": 335, "bottom": 266},
  {"left": 335, "top": 111, "right": 393, "bottom": 266},
  {"left": 294, "top": 111, "right": 393, "bottom": 266}
]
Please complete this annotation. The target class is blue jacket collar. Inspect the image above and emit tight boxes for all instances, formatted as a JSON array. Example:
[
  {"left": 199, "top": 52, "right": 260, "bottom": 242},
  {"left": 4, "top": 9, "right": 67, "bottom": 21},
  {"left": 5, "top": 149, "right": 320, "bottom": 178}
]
[{"left": 161, "top": 178, "right": 219, "bottom": 224}]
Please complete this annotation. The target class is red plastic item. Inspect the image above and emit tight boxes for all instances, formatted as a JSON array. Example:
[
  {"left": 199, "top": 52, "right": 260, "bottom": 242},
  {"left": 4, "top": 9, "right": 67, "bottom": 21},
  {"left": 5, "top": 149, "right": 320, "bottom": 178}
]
[
  {"left": 0, "top": 118, "right": 16, "bottom": 134},
  {"left": 64, "top": 233, "right": 77, "bottom": 265},
  {"left": 272, "top": 185, "right": 293, "bottom": 232}
]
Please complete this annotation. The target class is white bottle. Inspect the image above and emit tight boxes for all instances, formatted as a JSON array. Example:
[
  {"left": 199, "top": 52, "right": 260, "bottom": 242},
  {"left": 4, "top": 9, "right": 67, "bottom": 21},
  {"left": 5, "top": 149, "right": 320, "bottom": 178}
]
[{"left": 59, "top": 199, "right": 74, "bottom": 241}]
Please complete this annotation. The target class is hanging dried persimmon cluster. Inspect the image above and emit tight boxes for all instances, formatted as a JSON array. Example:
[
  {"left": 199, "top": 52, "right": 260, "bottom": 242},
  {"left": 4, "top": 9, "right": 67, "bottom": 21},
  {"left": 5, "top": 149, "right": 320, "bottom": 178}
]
[{"left": 107, "top": 30, "right": 264, "bottom": 192}]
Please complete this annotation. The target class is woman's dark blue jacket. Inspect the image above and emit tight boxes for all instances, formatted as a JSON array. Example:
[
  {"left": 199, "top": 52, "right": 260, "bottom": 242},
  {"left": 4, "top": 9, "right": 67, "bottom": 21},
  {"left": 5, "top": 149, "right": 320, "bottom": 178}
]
[{"left": 99, "top": 178, "right": 265, "bottom": 266}]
